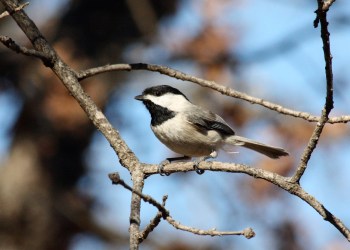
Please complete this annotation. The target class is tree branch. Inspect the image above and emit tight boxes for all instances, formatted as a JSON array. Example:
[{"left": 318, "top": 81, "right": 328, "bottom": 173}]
[
  {"left": 321, "top": 0, "right": 337, "bottom": 11},
  {"left": 0, "top": 35, "right": 52, "bottom": 64},
  {"left": 128, "top": 168, "right": 145, "bottom": 250},
  {"left": 165, "top": 217, "right": 255, "bottom": 238},
  {"left": 291, "top": 0, "right": 335, "bottom": 183},
  {"left": 1, "top": 2, "right": 145, "bottom": 248},
  {"left": 141, "top": 161, "right": 350, "bottom": 240},
  {"left": 108, "top": 172, "right": 254, "bottom": 239},
  {"left": 76, "top": 63, "right": 349, "bottom": 124},
  {"left": 0, "top": 1, "right": 28, "bottom": 19},
  {"left": 0, "top": 0, "right": 139, "bottom": 172},
  {"left": 138, "top": 195, "right": 168, "bottom": 243}
]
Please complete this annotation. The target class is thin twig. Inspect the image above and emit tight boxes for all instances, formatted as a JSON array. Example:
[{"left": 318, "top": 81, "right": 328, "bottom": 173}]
[
  {"left": 108, "top": 172, "right": 254, "bottom": 239},
  {"left": 322, "top": 0, "right": 337, "bottom": 11},
  {"left": 76, "top": 63, "right": 349, "bottom": 124},
  {"left": 0, "top": 35, "right": 52, "bottom": 65},
  {"left": 291, "top": 0, "right": 334, "bottom": 183},
  {"left": 0, "top": 1, "right": 28, "bottom": 19},
  {"left": 166, "top": 216, "right": 255, "bottom": 238},
  {"left": 109, "top": 172, "right": 169, "bottom": 217},
  {"left": 139, "top": 196, "right": 167, "bottom": 243}
]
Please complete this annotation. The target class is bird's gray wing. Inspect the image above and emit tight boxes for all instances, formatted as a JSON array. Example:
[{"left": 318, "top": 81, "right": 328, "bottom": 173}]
[{"left": 184, "top": 106, "right": 235, "bottom": 136}]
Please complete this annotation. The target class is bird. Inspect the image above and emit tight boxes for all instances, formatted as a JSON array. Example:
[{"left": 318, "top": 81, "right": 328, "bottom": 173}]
[{"left": 135, "top": 85, "right": 288, "bottom": 174}]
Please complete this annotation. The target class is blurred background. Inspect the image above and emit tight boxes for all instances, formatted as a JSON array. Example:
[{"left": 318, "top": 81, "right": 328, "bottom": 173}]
[{"left": 1, "top": 0, "right": 350, "bottom": 249}]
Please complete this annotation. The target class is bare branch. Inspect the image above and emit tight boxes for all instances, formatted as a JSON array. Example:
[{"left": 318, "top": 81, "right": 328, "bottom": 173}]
[
  {"left": 292, "top": 0, "right": 335, "bottom": 183},
  {"left": 1, "top": 2, "right": 144, "bottom": 248},
  {"left": 166, "top": 217, "right": 255, "bottom": 239},
  {"left": 0, "top": 35, "right": 52, "bottom": 65},
  {"left": 138, "top": 196, "right": 167, "bottom": 243},
  {"left": 314, "top": 0, "right": 337, "bottom": 27},
  {"left": 108, "top": 172, "right": 253, "bottom": 239},
  {"left": 322, "top": 0, "right": 337, "bottom": 11},
  {"left": 129, "top": 169, "right": 145, "bottom": 249},
  {"left": 0, "top": 0, "right": 139, "bottom": 172},
  {"left": 76, "top": 63, "right": 349, "bottom": 124},
  {"left": 0, "top": 1, "right": 28, "bottom": 19},
  {"left": 0, "top": 1, "right": 145, "bottom": 249},
  {"left": 109, "top": 172, "right": 169, "bottom": 217},
  {"left": 142, "top": 161, "right": 350, "bottom": 240},
  {"left": 109, "top": 172, "right": 168, "bottom": 248}
]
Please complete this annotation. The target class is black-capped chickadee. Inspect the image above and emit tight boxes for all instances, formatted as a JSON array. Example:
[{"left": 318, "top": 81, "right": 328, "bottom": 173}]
[{"left": 135, "top": 85, "right": 288, "bottom": 174}]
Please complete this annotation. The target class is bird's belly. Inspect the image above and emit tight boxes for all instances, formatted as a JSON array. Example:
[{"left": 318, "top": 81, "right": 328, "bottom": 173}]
[
  {"left": 158, "top": 138, "right": 213, "bottom": 157},
  {"left": 151, "top": 118, "right": 223, "bottom": 157}
]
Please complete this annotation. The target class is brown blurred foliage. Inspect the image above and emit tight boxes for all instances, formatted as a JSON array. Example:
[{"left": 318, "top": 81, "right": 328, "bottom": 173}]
[{"left": 0, "top": 0, "right": 177, "bottom": 249}]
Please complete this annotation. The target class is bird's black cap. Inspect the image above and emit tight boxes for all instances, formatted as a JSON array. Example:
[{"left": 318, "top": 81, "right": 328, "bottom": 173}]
[{"left": 135, "top": 85, "right": 188, "bottom": 100}]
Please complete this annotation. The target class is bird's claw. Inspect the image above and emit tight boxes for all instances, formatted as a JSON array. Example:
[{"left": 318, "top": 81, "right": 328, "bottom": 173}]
[
  {"left": 193, "top": 161, "right": 205, "bottom": 175},
  {"left": 192, "top": 151, "right": 217, "bottom": 175},
  {"left": 158, "top": 160, "right": 171, "bottom": 176}
]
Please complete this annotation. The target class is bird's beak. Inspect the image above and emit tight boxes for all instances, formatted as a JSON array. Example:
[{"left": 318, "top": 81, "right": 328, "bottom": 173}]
[{"left": 134, "top": 94, "right": 145, "bottom": 101}]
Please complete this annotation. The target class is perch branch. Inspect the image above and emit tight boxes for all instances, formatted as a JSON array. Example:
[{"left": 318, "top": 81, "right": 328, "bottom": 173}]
[{"left": 141, "top": 161, "right": 350, "bottom": 240}]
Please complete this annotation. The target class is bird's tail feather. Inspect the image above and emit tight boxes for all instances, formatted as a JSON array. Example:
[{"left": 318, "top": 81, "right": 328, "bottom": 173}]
[{"left": 225, "top": 135, "right": 289, "bottom": 159}]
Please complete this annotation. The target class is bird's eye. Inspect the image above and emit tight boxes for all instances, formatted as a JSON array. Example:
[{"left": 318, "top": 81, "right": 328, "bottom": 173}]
[{"left": 155, "top": 91, "right": 161, "bottom": 96}]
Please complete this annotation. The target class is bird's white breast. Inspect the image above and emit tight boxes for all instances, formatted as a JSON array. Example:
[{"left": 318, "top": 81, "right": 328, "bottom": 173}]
[{"left": 151, "top": 114, "right": 223, "bottom": 157}]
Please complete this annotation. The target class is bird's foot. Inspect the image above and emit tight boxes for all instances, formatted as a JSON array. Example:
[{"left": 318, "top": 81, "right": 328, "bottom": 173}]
[
  {"left": 193, "top": 151, "right": 218, "bottom": 175},
  {"left": 193, "top": 161, "right": 205, "bottom": 175},
  {"left": 158, "top": 159, "right": 171, "bottom": 176},
  {"left": 158, "top": 156, "right": 191, "bottom": 176}
]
